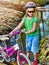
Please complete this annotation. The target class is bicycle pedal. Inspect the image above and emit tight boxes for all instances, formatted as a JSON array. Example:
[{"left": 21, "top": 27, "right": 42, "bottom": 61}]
[{"left": 11, "top": 58, "right": 15, "bottom": 62}]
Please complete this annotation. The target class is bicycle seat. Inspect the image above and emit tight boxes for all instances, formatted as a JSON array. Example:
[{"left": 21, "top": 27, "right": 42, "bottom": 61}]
[{"left": 0, "top": 37, "right": 9, "bottom": 41}]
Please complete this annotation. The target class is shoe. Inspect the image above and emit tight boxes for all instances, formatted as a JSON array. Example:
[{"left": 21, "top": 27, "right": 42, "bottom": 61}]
[{"left": 33, "top": 60, "right": 38, "bottom": 65}]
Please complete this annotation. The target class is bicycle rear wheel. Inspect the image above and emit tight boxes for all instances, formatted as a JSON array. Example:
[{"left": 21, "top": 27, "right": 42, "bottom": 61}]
[
  {"left": 0, "top": 55, "right": 4, "bottom": 62},
  {"left": 17, "top": 53, "right": 31, "bottom": 65}
]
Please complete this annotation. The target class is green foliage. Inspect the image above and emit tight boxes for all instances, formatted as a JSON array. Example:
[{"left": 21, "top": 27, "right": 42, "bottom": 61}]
[
  {"left": 46, "top": 0, "right": 49, "bottom": 2},
  {"left": 33, "top": 0, "right": 46, "bottom": 5},
  {"left": 39, "top": 36, "right": 49, "bottom": 64},
  {"left": 24, "top": 0, "right": 49, "bottom": 5}
]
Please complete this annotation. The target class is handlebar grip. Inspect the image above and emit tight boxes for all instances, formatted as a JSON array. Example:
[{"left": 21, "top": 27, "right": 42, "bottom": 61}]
[
  {"left": 12, "top": 31, "right": 20, "bottom": 35},
  {"left": 0, "top": 34, "right": 8, "bottom": 37}
]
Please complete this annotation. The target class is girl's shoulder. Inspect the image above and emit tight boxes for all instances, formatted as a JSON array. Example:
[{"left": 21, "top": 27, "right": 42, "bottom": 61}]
[
  {"left": 22, "top": 15, "right": 27, "bottom": 21},
  {"left": 32, "top": 16, "right": 38, "bottom": 22},
  {"left": 33, "top": 16, "right": 38, "bottom": 19},
  {"left": 23, "top": 15, "right": 27, "bottom": 19}
]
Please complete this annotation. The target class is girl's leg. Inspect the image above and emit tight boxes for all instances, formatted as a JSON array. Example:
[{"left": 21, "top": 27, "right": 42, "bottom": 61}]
[
  {"left": 33, "top": 52, "right": 38, "bottom": 65},
  {"left": 26, "top": 51, "right": 30, "bottom": 58},
  {"left": 30, "top": 52, "right": 38, "bottom": 65},
  {"left": 33, "top": 52, "right": 38, "bottom": 61},
  {"left": 31, "top": 35, "right": 39, "bottom": 65},
  {"left": 26, "top": 36, "right": 32, "bottom": 59}
]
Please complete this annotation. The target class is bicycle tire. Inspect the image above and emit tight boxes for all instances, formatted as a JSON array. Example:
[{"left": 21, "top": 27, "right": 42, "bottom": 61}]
[
  {"left": 17, "top": 53, "right": 31, "bottom": 65},
  {"left": 0, "top": 55, "right": 4, "bottom": 62},
  {"left": 4, "top": 55, "right": 10, "bottom": 62},
  {"left": 1, "top": 51, "right": 10, "bottom": 62}
]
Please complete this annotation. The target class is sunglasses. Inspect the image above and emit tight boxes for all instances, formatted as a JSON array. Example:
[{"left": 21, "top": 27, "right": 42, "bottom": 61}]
[{"left": 27, "top": 10, "right": 35, "bottom": 13}]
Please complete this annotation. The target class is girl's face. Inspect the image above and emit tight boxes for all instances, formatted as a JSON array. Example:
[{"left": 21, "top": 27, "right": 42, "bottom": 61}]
[{"left": 26, "top": 8, "right": 35, "bottom": 17}]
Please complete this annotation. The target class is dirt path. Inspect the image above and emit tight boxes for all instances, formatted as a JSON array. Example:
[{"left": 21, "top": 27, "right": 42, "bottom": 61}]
[
  {"left": 0, "top": 62, "right": 18, "bottom": 65},
  {"left": 0, "top": 63, "right": 7, "bottom": 65}
]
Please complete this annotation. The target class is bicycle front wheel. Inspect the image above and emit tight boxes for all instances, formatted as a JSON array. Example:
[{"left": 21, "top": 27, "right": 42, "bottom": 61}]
[
  {"left": 0, "top": 55, "right": 4, "bottom": 62},
  {"left": 17, "top": 53, "right": 31, "bottom": 65},
  {"left": 4, "top": 55, "right": 10, "bottom": 62}
]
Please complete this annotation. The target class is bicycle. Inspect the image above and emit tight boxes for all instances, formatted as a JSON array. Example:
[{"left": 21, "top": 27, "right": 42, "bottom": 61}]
[{"left": 0, "top": 31, "right": 31, "bottom": 65}]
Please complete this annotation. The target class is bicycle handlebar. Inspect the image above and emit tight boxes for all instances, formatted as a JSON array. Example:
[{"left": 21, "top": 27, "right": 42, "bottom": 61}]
[
  {"left": 12, "top": 29, "right": 25, "bottom": 36},
  {"left": 0, "top": 31, "right": 20, "bottom": 37},
  {"left": 12, "top": 31, "right": 20, "bottom": 36},
  {"left": 0, "top": 34, "right": 9, "bottom": 41},
  {"left": 0, "top": 29, "right": 25, "bottom": 38},
  {"left": 0, "top": 34, "right": 8, "bottom": 37},
  {"left": 0, "top": 31, "right": 20, "bottom": 41}
]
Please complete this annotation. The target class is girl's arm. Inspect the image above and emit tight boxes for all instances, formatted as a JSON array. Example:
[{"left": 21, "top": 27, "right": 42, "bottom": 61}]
[
  {"left": 25, "top": 22, "right": 37, "bottom": 34},
  {"left": 9, "top": 20, "right": 24, "bottom": 36},
  {"left": 12, "top": 20, "right": 24, "bottom": 32}
]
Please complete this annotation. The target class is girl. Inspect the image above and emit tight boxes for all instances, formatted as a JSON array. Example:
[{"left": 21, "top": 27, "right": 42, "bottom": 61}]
[{"left": 9, "top": 2, "right": 39, "bottom": 65}]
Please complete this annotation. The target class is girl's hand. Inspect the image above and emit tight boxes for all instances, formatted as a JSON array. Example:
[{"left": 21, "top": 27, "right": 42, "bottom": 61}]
[
  {"left": 24, "top": 31, "right": 27, "bottom": 34},
  {"left": 9, "top": 32, "right": 12, "bottom": 37},
  {"left": 21, "top": 29, "right": 27, "bottom": 34}
]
